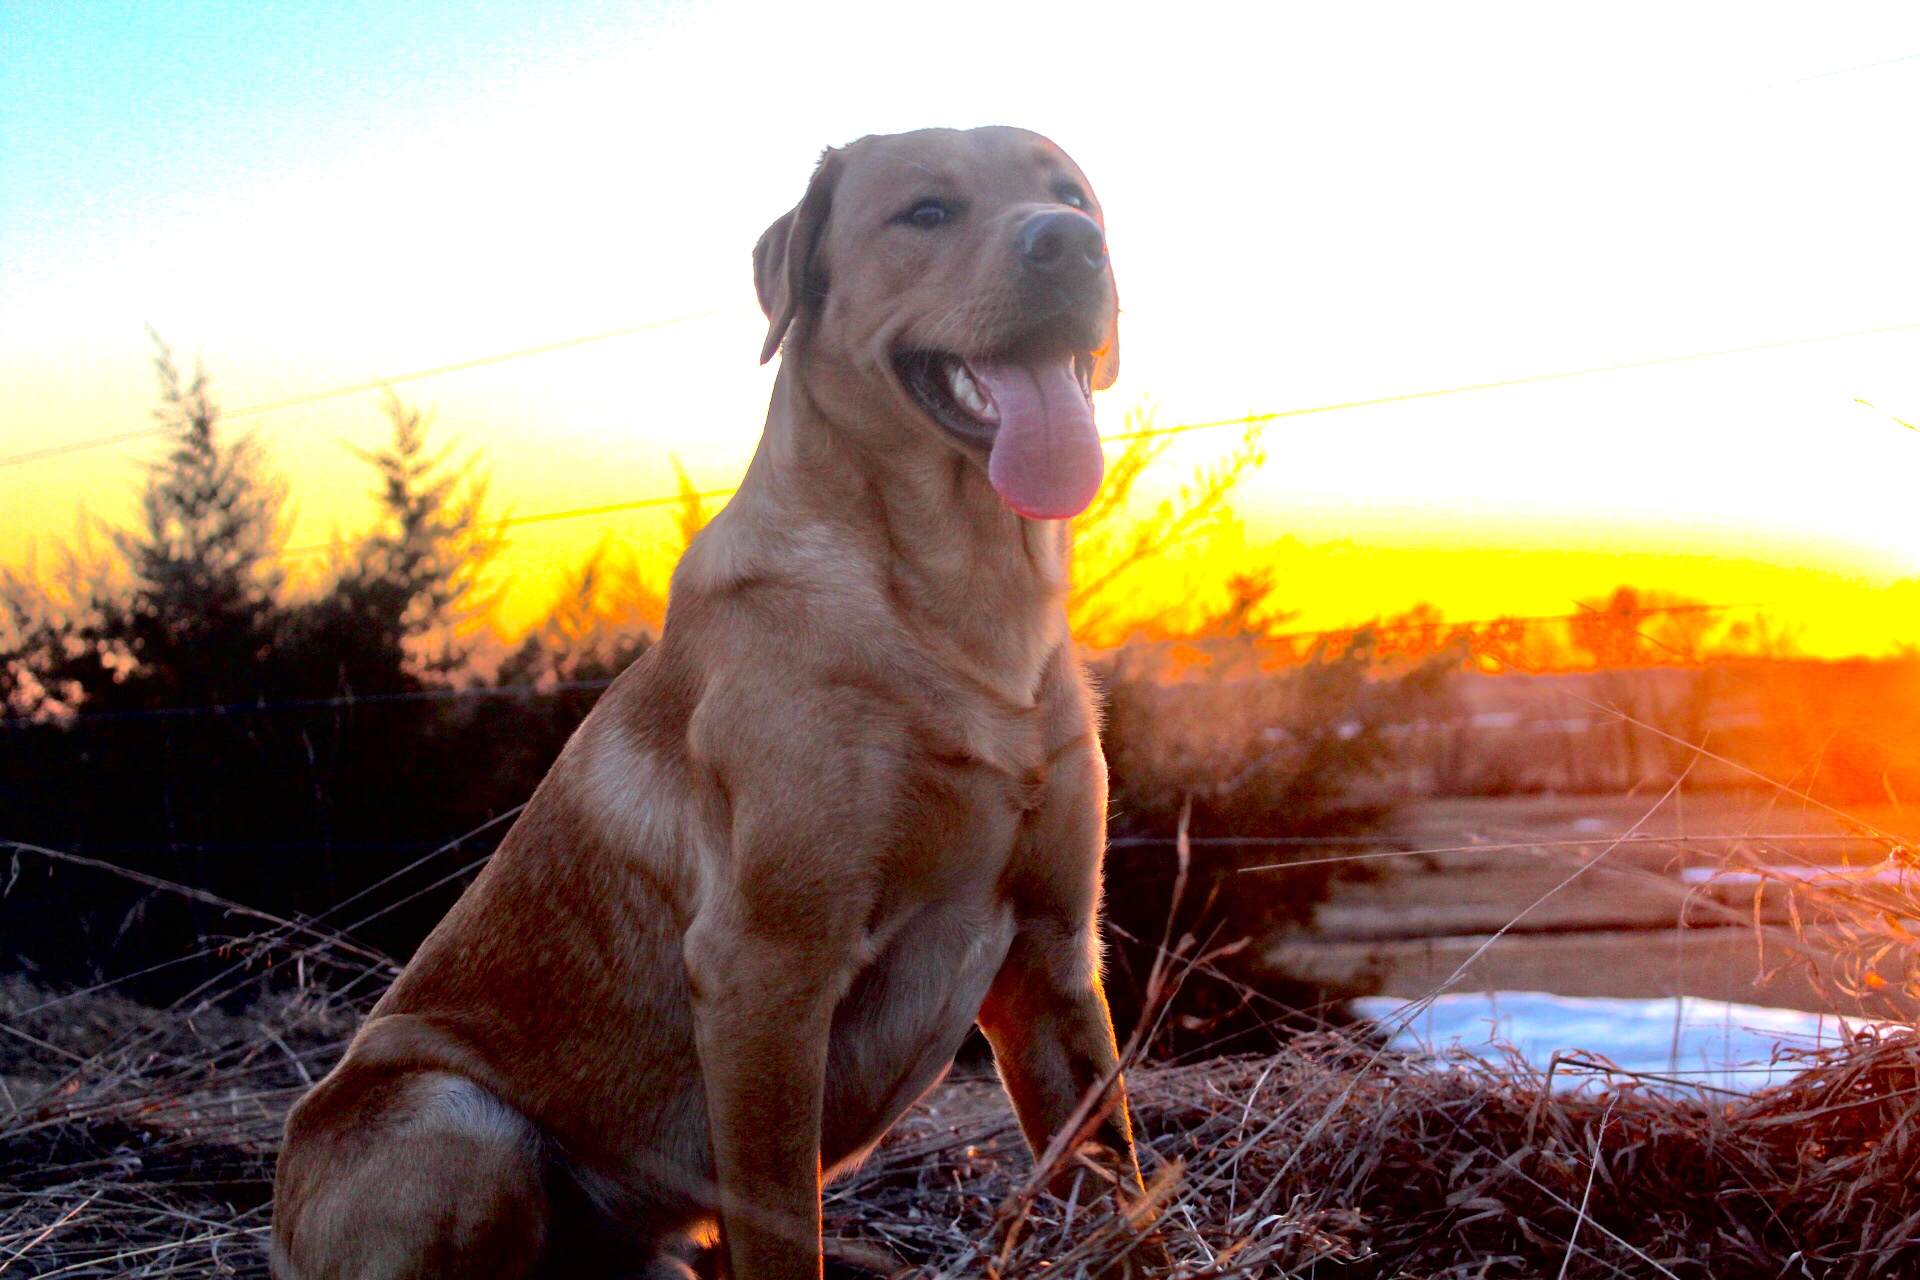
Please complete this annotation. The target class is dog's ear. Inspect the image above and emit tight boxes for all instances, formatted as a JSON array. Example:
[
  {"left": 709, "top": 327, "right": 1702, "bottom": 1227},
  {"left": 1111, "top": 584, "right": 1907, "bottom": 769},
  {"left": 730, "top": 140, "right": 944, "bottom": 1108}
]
[{"left": 754, "top": 147, "right": 846, "bottom": 365}]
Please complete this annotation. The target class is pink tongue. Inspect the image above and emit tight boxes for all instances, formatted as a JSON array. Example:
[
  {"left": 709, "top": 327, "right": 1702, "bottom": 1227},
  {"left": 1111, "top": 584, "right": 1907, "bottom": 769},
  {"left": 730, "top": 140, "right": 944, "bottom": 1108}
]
[{"left": 974, "top": 357, "right": 1105, "bottom": 520}]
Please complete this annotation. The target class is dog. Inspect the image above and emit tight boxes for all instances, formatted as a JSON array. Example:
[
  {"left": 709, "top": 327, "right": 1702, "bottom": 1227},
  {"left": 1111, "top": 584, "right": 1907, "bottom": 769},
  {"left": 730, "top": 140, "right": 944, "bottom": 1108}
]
[{"left": 272, "top": 125, "right": 1145, "bottom": 1280}]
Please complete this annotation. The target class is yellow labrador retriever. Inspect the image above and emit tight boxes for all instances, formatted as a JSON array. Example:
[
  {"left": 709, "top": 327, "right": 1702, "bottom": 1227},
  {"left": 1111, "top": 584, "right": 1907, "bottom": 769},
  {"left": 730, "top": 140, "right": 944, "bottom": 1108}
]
[{"left": 272, "top": 125, "right": 1143, "bottom": 1280}]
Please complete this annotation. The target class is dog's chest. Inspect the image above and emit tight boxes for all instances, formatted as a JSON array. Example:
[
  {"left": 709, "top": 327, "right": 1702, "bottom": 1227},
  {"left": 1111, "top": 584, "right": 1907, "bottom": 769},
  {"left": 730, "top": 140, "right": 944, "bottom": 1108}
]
[
  {"left": 900, "top": 638, "right": 1066, "bottom": 781},
  {"left": 910, "top": 688, "right": 1056, "bottom": 813}
]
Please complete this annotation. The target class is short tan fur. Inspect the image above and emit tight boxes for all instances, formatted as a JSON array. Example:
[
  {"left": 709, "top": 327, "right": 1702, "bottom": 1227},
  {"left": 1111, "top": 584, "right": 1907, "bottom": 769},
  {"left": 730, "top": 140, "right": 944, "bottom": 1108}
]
[{"left": 271, "top": 126, "right": 1144, "bottom": 1280}]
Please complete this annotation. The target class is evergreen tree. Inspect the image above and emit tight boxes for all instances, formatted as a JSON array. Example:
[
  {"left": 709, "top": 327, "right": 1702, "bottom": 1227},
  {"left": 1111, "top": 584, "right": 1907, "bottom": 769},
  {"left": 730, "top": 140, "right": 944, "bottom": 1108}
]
[
  {"left": 287, "top": 393, "right": 496, "bottom": 694},
  {"left": 105, "top": 336, "right": 289, "bottom": 706},
  {"left": 0, "top": 337, "right": 291, "bottom": 715}
]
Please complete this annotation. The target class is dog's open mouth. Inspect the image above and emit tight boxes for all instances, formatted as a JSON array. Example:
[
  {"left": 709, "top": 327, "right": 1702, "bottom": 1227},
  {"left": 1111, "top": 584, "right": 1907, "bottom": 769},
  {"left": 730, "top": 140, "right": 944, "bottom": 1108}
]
[{"left": 896, "top": 351, "right": 1105, "bottom": 521}]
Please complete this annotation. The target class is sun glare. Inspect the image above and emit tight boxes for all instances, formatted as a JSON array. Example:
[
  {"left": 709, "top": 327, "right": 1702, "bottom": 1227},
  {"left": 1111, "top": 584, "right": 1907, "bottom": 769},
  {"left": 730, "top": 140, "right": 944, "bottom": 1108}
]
[{"left": 3, "top": 2, "right": 1918, "bottom": 654}]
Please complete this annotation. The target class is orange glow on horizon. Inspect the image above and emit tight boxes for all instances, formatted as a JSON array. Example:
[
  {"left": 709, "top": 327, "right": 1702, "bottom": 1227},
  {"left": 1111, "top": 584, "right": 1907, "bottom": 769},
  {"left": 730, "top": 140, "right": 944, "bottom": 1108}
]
[{"left": 9, "top": 375, "right": 1917, "bottom": 662}]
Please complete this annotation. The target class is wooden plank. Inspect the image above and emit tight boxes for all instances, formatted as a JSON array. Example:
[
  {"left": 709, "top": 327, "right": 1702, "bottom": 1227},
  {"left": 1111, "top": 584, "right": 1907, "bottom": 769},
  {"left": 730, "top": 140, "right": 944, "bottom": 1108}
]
[{"left": 1260, "top": 925, "right": 1911, "bottom": 1019}]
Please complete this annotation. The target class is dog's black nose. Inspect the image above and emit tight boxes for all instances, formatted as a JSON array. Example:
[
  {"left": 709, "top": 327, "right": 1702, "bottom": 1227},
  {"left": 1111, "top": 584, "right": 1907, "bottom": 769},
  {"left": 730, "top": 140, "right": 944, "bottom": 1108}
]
[{"left": 1015, "top": 211, "right": 1107, "bottom": 278}]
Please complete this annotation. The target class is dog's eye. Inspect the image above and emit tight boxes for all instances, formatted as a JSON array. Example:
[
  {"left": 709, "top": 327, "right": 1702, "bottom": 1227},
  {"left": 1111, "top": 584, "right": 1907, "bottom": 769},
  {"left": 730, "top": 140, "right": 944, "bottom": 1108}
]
[
  {"left": 1054, "top": 185, "right": 1090, "bottom": 211},
  {"left": 894, "top": 200, "right": 953, "bottom": 229}
]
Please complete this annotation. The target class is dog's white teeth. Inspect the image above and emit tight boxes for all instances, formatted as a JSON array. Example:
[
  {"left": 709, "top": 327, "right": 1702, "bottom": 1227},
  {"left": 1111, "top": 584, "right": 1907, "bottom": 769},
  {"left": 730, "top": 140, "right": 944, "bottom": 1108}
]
[{"left": 947, "top": 363, "right": 999, "bottom": 422}]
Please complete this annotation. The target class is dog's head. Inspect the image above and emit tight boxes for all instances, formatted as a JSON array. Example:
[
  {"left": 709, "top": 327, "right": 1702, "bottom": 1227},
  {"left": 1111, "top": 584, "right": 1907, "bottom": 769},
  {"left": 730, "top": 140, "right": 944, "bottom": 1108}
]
[{"left": 754, "top": 127, "right": 1119, "bottom": 521}]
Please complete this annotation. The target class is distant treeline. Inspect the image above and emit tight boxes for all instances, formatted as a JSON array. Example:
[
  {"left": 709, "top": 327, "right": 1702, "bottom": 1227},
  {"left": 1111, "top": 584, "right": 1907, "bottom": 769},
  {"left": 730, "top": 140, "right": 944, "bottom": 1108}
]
[{"left": 0, "top": 345, "right": 657, "bottom": 995}]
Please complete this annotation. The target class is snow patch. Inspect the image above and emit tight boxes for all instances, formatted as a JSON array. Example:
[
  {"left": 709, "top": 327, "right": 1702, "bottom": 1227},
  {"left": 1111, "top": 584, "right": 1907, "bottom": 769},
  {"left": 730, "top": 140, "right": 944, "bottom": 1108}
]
[{"left": 1355, "top": 990, "right": 1874, "bottom": 1093}]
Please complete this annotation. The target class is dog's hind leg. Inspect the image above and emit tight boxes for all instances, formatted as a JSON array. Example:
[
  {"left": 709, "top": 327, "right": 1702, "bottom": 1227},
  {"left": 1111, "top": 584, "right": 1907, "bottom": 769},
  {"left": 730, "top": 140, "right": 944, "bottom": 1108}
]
[{"left": 272, "top": 1070, "right": 548, "bottom": 1280}]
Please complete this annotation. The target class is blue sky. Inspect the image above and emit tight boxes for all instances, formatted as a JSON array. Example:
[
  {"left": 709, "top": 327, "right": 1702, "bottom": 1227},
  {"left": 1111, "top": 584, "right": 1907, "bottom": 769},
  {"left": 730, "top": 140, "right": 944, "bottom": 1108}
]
[{"left": 3, "top": 1, "right": 676, "bottom": 279}]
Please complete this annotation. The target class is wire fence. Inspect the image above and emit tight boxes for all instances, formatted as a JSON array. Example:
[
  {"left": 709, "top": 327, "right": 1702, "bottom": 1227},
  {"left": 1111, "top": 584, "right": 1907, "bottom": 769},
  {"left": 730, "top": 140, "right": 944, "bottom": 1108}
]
[{"left": 0, "top": 599, "right": 1755, "bottom": 729}]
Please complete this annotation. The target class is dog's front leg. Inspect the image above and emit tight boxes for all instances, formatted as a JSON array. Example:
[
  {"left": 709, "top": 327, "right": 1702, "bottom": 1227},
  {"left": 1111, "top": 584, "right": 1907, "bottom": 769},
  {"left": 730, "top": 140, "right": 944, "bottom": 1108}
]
[
  {"left": 979, "top": 742, "right": 1145, "bottom": 1193},
  {"left": 978, "top": 891, "right": 1171, "bottom": 1275},
  {"left": 977, "top": 912, "right": 1145, "bottom": 1192},
  {"left": 684, "top": 890, "right": 855, "bottom": 1280},
  {"left": 978, "top": 718, "right": 1171, "bottom": 1273}
]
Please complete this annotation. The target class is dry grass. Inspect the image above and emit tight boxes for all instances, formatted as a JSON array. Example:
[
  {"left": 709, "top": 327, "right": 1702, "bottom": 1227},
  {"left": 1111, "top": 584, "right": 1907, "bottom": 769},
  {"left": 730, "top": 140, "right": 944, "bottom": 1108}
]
[
  {"left": 7, "top": 700, "right": 1920, "bottom": 1276},
  {"left": 0, "top": 972, "right": 354, "bottom": 1278},
  {"left": 840, "top": 1022, "right": 1920, "bottom": 1280},
  {"left": 9, "top": 974, "right": 1920, "bottom": 1279}
]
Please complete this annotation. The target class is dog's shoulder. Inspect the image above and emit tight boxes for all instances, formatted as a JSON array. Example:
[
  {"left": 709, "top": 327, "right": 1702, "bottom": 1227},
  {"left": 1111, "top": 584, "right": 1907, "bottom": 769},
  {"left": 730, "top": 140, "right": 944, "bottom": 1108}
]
[
  {"left": 663, "top": 493, "right": 915, "bottom": 671},
  {"left": 674, "top": 480, "right": 885, "bottom": 600}
]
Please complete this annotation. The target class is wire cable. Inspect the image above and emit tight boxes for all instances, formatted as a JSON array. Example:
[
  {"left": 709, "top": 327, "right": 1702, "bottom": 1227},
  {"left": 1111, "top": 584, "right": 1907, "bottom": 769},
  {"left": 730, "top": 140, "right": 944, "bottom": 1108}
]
[
  {"left": 0, "top": 305, "right": 753, "bottom": 469},
  {"left": 1768, "top": 50, "right": 1920, "bottom": 88},
  {"left": 0, "top": 677, "right": 618, "bottom": 728},
  {"left": 1100, "top": 318, "right": 1920, "bottom": 443},
  {"left": 274, "top": 488, "right": 740, "bottom": 560}
]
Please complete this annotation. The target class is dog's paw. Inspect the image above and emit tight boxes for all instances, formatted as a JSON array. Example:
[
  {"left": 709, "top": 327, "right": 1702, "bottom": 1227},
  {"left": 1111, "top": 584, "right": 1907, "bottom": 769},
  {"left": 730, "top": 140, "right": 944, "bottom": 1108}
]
[
  {"left": 823, "top": 1236, "right": 908, "bottom": 1280},
  {"left": 1114, "top": 1232, "right": 1173, "bottom": 1276},
  {"left": 637, "top": 1254, "right": 703, "bottom": 1280}
]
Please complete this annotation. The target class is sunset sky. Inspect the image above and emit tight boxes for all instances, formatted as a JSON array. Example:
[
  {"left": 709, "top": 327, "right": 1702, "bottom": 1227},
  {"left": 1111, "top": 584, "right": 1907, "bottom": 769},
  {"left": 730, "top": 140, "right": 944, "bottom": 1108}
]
[{"left": 4, "top": 2, "right": 1919, "bottom": 652}]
